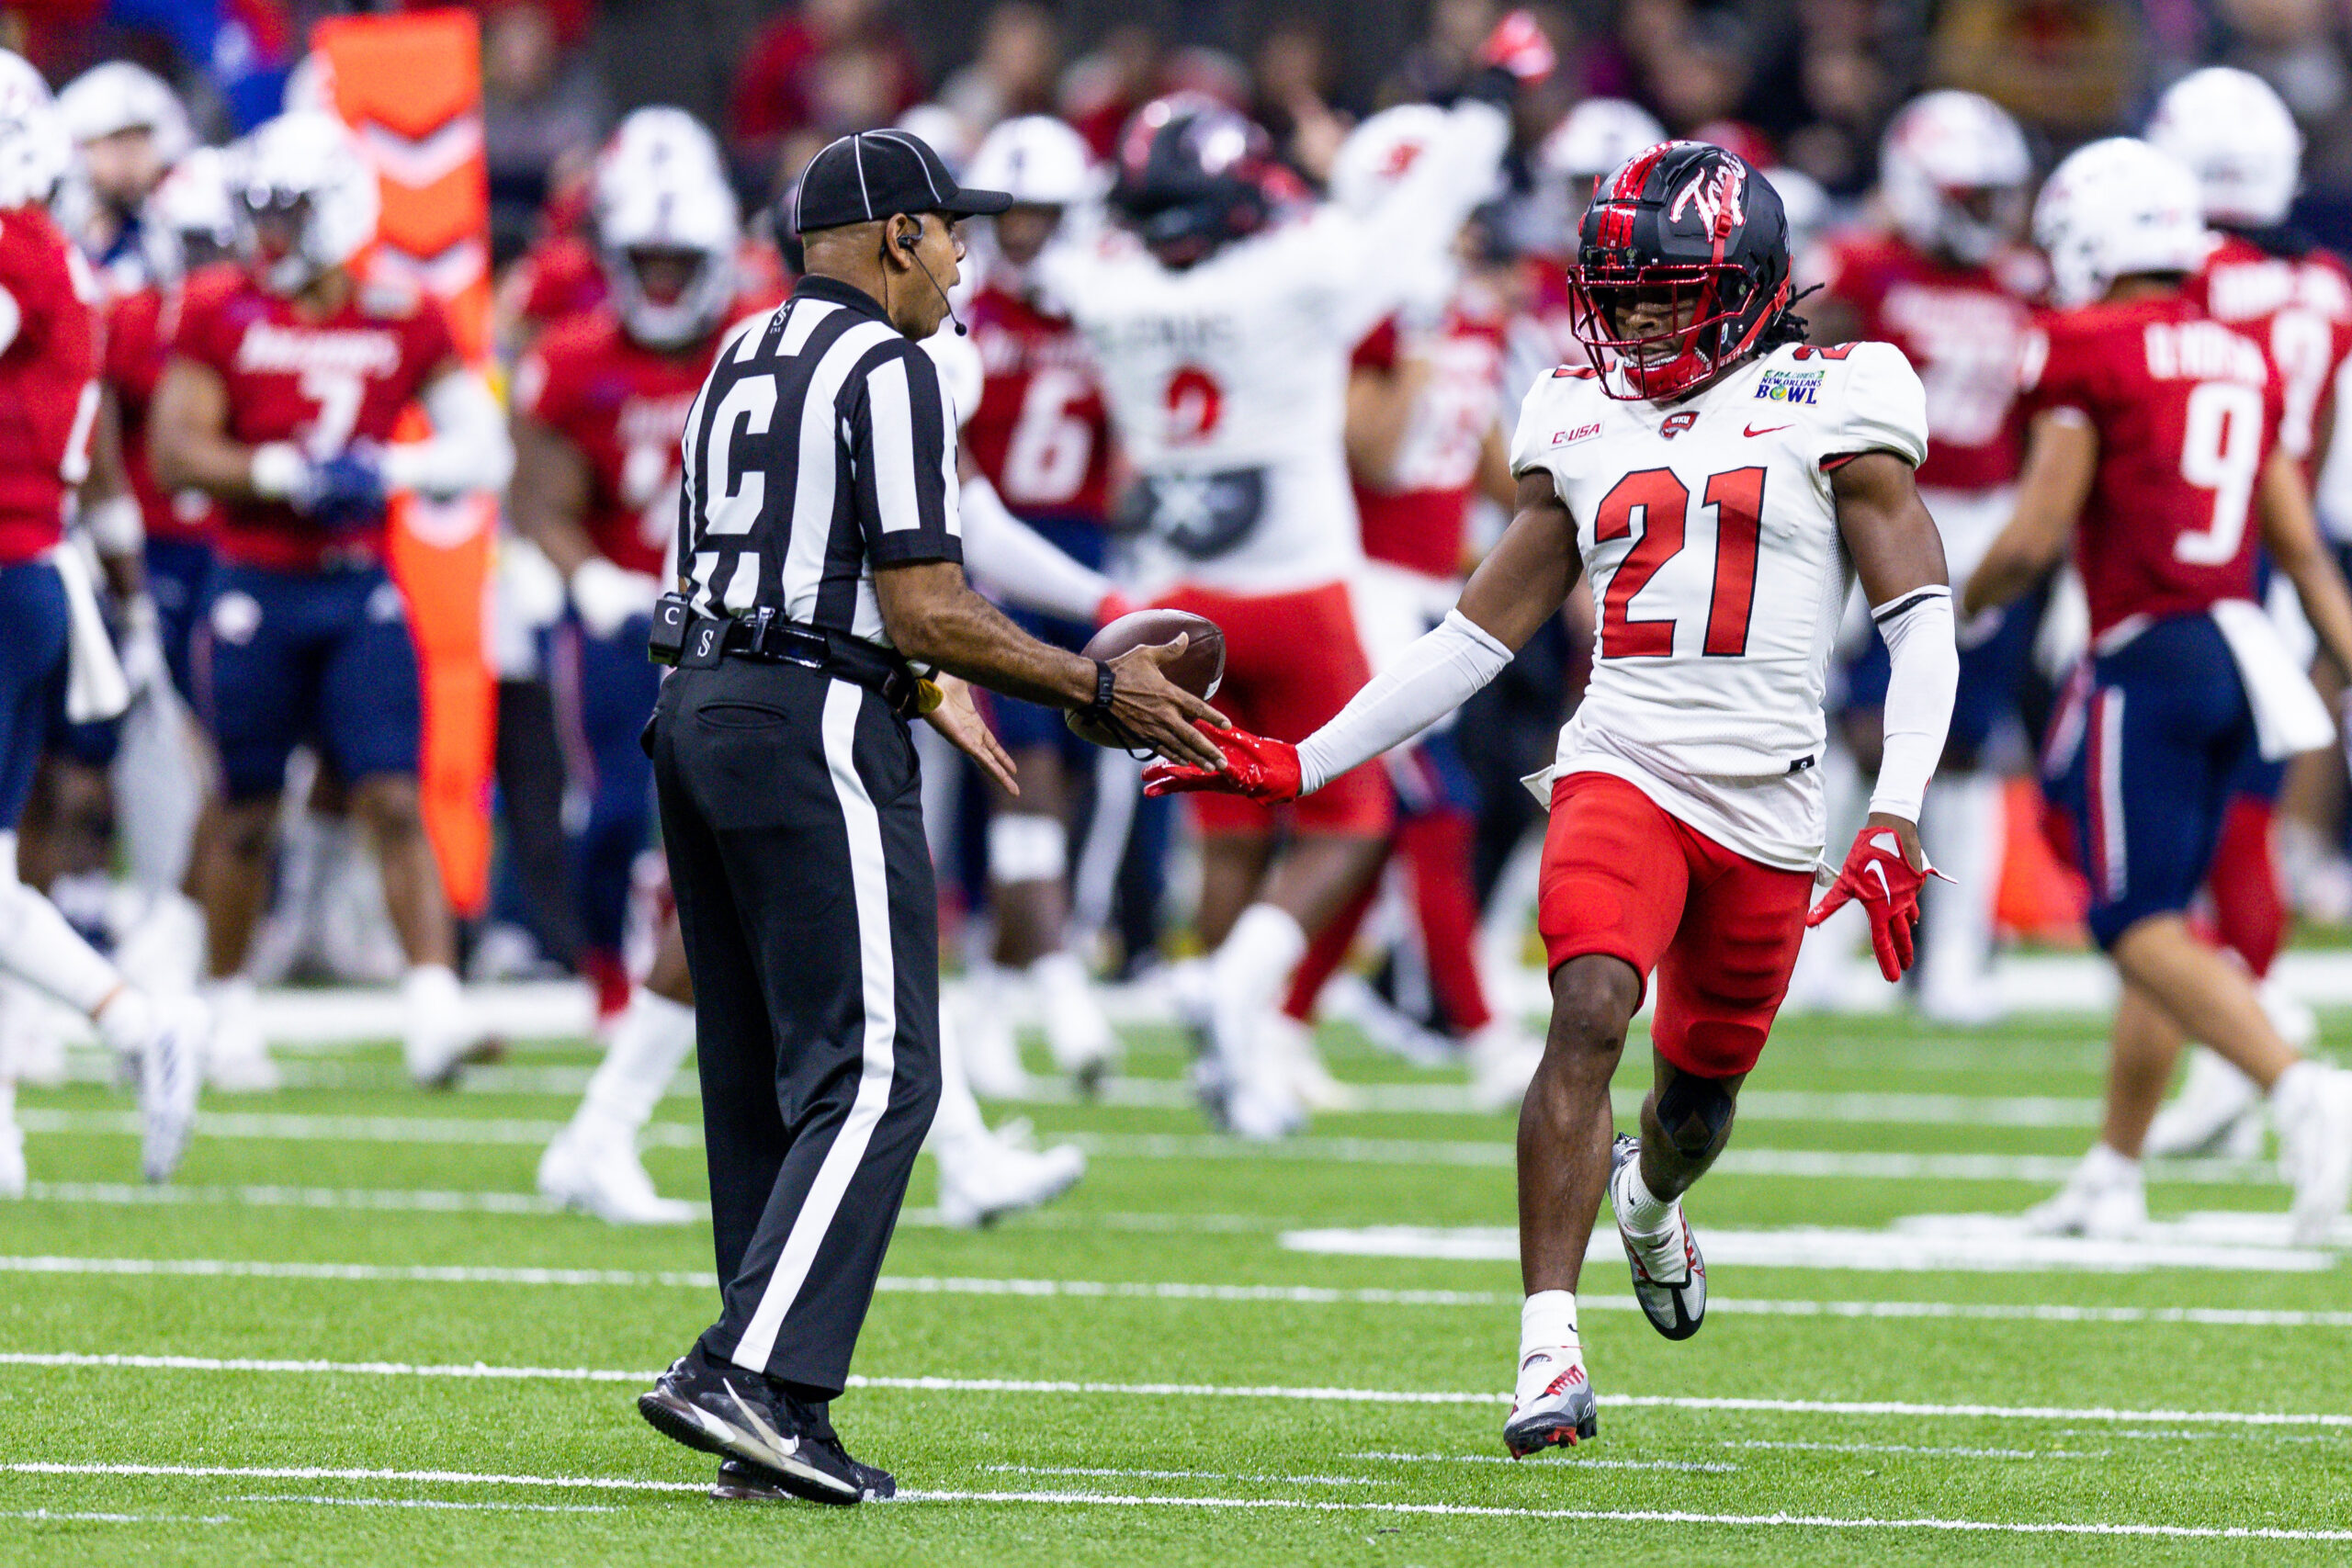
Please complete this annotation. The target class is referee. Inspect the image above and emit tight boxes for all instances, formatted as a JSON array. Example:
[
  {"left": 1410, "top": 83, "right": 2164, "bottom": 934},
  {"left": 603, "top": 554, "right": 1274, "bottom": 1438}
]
[{"left": 635, "top": 129, "right": 1226, "bottom": 1506}]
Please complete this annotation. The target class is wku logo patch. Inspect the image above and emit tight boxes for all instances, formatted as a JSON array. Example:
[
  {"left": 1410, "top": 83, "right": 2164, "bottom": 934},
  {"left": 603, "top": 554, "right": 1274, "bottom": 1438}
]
[
  {"left": 1668, "top": 162, "right": 1747, "bottom": 233},
  {"left": 1659, "top": 412, "right": 1700, "bottom": 439}
]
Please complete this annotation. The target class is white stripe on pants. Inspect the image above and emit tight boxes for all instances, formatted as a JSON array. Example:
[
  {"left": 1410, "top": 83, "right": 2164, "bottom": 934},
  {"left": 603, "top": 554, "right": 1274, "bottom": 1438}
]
[{"left": 729, "top": 681, "right": 901, "bottom": 1371}]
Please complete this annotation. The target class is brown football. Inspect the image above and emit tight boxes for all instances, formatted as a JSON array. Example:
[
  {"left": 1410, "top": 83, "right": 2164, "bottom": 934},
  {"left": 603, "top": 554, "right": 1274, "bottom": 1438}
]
[{"left": 1065, "top": 608, "right": 1226, "bottom": 748}]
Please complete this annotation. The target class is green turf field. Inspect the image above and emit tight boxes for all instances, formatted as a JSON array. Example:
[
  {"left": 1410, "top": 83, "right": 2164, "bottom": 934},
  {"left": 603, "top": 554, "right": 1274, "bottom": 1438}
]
[{"left": 4, "top": 1001, "right": 2349, "bottom": 1564}]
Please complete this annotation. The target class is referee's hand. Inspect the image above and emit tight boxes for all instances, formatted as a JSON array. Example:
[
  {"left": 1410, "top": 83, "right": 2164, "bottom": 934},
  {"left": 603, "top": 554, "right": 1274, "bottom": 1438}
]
[
  {"left": 1109, "top": 636, "right": 1230, "bottom": 770},
  {"left": 924, "top": 674, "right": 1020, "bottom": 796}
]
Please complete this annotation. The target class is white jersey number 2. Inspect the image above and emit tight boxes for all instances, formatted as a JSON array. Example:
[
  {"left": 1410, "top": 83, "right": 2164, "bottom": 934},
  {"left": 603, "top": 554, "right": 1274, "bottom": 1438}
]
[{"left": 2174, "top": 380, "right": 2266, "bottom": 567}]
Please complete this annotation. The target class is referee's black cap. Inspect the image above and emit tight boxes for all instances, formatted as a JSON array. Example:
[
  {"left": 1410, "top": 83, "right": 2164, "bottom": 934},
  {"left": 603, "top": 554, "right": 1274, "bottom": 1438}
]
[{"left": 792, "top": 130, "right": 1012, "bottom": 235}]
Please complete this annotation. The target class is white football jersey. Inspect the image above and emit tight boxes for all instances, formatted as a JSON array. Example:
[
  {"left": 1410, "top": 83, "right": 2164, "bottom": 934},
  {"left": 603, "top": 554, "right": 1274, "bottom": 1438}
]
[
  {"left": 1041, "top": 101, "right": 1509, "bottom": 595},
  {"left": 1511, "top": 341, "right": 1929, "bottom": 870}
]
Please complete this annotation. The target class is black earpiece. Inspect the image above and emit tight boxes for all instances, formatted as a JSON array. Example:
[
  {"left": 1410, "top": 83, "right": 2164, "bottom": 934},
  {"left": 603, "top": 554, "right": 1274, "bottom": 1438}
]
[
  {"left": 897, "top": 231, "right": 921, "bottom": 252},
  {"left": 893, "top": 216, "right": 967, "bottom": 335}
]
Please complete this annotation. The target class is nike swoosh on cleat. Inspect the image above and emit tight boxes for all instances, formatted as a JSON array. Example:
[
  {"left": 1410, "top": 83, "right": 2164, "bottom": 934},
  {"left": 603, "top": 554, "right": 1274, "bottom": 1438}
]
[{"left": 1743, "top": 423, "right": 1790, "bottom": 437}]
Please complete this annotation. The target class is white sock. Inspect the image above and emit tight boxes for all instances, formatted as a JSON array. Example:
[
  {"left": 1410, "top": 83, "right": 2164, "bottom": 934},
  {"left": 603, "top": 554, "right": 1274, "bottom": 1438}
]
[
  {"left": 2080, "top": 1141, "right": 2141, "bottom": 1186},
  {"left": 927, "top": 999, "right": 991, "bottom": 1151},
  {"left": 92, "top": 987, "right": 157, "bottom": 1057},
  {"left": 1614, "top": 1152, "right": 1677, "bottom": 1237},
  {"left": 1212, "top": 904, "right": 1307, "bottom": 1015},
  {"left": 1516, "top": 1290, "right": 1581, "bottom": 1397},
  {"left": 402, "top": 962, "right": 462, "bottom": 1014},
  {"left": 0, "top": 872, "right": 127, "bottom": 1017},
  {"left": 1919, "top": 771, "right": 2002, "bottom": 989},
  {"left": 576, "top": 989, "right": 695, "bottom": 1143}
]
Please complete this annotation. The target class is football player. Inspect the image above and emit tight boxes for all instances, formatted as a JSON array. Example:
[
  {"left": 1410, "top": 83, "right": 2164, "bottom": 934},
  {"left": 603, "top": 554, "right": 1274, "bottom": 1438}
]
[
  {"left": 950, "top": 113, "right": 1125, "bottom": 1100},
  {"left": 151, "top": 110, "right": 514, "bottom": 1090},
  {"left": 1965, "top": 139, "right": 2352, "bottom": 1246},
  {"left": 55, "top": 62, "right": 190, "bottom": 291},
  {"left": 2129, "top": 68, "right": 2352, "bottom": 1167},
  {"left": 0, "top": 51, "right": 203, "bottom": 1197},
  {"left": 1041, "top": 11, "right": 1555, "bottom": 1139},
  {"left": 1271, "top": 104, "right": 1538, "bottom": 1112},
  {"left": 1806, "top": 90, "right": 2039, "bottom": 1023},
  {"left": 1152, "top": 141, "right": 1956, "bottom": 1453},
  {"left": 516, "top": 122, "right": 776, "bottom": 1221}
]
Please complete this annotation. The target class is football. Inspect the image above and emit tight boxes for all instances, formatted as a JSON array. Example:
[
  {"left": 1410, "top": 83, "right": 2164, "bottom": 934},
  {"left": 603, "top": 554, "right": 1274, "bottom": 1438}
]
[{"left": 1065, "top": 608, "right": 1227, "bottom": 748}]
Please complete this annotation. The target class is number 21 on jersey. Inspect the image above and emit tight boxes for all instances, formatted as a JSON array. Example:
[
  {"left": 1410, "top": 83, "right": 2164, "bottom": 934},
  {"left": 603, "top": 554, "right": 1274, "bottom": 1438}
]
[{"left": 1594, "top": 466, "right": 1767, "bottom": 659}]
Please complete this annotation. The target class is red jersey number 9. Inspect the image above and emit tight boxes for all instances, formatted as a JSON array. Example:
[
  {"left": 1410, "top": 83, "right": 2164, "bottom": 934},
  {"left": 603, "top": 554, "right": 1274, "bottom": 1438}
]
[
  {"left": 1164, "top": 364, "right": 1223, "bottom": 446},
  {"left": 2174, "top": 380, "right": 2265, "bottom": 567}
]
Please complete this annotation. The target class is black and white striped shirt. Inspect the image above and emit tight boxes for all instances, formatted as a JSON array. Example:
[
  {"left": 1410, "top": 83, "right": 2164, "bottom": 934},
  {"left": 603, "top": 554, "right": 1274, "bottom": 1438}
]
[{"left": 677, "top": 275, "right": 962, "bottom": 648}]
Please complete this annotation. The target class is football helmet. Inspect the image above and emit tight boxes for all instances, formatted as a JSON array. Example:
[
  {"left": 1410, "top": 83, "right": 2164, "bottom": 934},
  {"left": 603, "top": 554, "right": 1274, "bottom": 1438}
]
[
  {"left": 1880, "top": 91, "right": 2030, "bottom": 265},
  {"left": 2146, "top": 67, "right": 2302, "bottom": 230},
  {"left": 597, "top": 156, "right": 741, "bottom": 351},
  {"left": 596, "top": 107, "right": 728, "bottom": 206},
  {"left": 0, "top": 51, "right": 71, "bottom": 211},
  {"left": 1110, "top": 94, "right": 1292, "bottom": 267},
  {"left": 142, "top": 143, "right": 237, "bottom": 279},
  {"left": 232, "top": 111, "right": 380, "bottom": 296},
  {"left": 2033, "top": 137, "right": 2207, "bottom": 308},
  {"left": 1568, "top": 140, "right": 1793, "bottom": 400},
  {"left": 57, "top": 62, "right": 192, "bottom": 164},
  {"left": 967, "top": 114, "right": 1094, "bottom": 209}
]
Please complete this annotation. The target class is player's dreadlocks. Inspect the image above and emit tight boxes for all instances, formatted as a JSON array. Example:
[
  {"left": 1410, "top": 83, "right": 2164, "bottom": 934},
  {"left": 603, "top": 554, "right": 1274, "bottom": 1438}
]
[{"left": 1756, "top": 281, "right": 1825, "bottom": 352}]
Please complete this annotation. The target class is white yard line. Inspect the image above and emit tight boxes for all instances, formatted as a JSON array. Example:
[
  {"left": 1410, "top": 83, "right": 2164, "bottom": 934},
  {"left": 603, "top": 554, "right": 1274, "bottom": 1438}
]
[
  {"left": 979, "top": 1464, "right": 1392, "bottom": 1487},
  {"left": 2, "top": 1358, "right": 2343, "bottom": 1429},
  {"left": 896, "top": 1488, "right": 2352, "bottom": 1540},
  {"left": 22, "top": 1181, "right": 580, "bottom": 1216},
  {"left": 8, "top": 1259, "right": 2352, "bottom": 1327},
  {"left": 0, "top": 1461, "right": 701, "bottom": 1493},
  {"left": 1722, "top": 1439, "right": 2108, "bottom": 1461},
  {"left": 0, "top": 1508, "right": 232, "bottom": 1523},
  {"left": 1348, "top": 1450, "right": 1738, "bottom": 1473},
  {"left": 230, "top": 1494, "right": 616, "bottom": 1514}
]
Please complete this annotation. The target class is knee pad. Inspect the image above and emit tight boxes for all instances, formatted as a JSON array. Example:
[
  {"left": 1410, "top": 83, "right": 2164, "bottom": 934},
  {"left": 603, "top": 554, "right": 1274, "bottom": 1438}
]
[
  {"left": 989, "top": 813, "right": 1067, "bottom": 885},
  {"left": 1655, "top": 1072, "right": 1736, "bottom": 1156}
]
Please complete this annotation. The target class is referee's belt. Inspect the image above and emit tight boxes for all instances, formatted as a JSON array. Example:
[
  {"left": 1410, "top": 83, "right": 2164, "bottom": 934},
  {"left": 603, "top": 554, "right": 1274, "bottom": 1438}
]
[{"left": 683, "top": 610, "right": 940, "bottom": 719}]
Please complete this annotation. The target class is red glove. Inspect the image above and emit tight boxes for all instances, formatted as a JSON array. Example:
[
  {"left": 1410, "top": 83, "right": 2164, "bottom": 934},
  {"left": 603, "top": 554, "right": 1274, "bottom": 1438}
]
[
  {"left": 1479, "top": 9, "right": 1557, "bottom": 85},
  {"left": 1142, "top": 725, "right": 1301, "bottom": 804},
  {"left": 1806, "top": 825, "right": 1943, "bottom": 982}
]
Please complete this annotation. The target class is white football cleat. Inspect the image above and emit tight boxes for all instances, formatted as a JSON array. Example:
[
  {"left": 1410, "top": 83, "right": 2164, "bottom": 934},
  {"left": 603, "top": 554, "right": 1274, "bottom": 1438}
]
[
  {"left": 537, "top": 1126, "right": 696, "bottom": 1224},
  {"left": 135, "top": 996, "right": 207, "bottom": 1184},
  {"left": 402, "top": 965, "right": 498, "bottom": 1089},
  {"left": 2271, "top": 1062, "right": 2352, "bottom": 1247},
  {"left": 1261, "top": 1011, "right": 1360, "bottom": 1112},
  {"left": 0, "top": 1112, "right": 24, "bottom": 1199},
  {"left": 2144, "top": 1045, "right": 2262, "bottom": 1159},
  {"left": 1466, "top": 1018, "right": 1544, "bottom": 1112},
  {"left": 934, "top": 1118, "right": 1085, "bottom": 1228},
  {"left": 1208, "top": 999, "right": 1306, "bottom": 1139},
  {"left": 1503, "top": 1344, "right": 1598, "bottom": 1456},
  {"left": 956, "top": 968, "right": 1033, "bottom": 1100},
  {"left": 2021, "top": 1145, "right": 2146, "bottom": 1239},
  {"left": 1032, "top": 951, "right": 1115, "bottom": 1094},
  {"left": 1607, "top": 1135, "right": 1706, "bottom": 1338},
  {"left": 198, "top": 976, "right": 279, "bottom": 1092}
]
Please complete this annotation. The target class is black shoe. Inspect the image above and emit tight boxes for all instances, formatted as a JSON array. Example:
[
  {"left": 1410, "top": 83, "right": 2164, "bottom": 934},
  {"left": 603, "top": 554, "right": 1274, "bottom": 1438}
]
[{"left": 639, "top": 1346, "right": 895, "bottom": 1505}]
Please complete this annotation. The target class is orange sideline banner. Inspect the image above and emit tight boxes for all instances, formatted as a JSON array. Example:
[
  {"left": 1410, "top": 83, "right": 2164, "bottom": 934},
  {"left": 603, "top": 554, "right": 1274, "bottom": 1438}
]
[{"left": 317, "top": 11, "right": 497, "bottom": 917}]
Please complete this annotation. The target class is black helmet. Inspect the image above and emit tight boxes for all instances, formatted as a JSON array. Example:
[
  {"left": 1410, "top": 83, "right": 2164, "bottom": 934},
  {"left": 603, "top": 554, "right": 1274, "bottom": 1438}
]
[
  {"left": 1568, "top": 140, "right": 1793, "bottom": 400},
  {"left": 1110, "top": 94, "right": 1288, "bottom": 267}
]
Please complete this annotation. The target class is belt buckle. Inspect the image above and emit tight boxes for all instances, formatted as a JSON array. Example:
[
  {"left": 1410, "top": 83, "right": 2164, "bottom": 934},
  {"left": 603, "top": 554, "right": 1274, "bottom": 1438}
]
[{"left": 775, "top": 620, "right": 829, "bottom": 671}]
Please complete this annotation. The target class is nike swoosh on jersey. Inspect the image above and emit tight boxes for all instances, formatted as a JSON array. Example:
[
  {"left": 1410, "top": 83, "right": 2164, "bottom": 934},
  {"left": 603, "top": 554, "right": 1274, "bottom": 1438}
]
[{"left": 1743, "top": 423, "right": 1790, "bottom": 437}]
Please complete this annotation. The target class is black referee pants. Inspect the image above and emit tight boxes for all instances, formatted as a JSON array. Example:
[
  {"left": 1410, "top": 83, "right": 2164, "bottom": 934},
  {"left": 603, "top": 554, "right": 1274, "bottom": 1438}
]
[{"left": 650, "top": 658, "right": 942, "bottom": 1397}]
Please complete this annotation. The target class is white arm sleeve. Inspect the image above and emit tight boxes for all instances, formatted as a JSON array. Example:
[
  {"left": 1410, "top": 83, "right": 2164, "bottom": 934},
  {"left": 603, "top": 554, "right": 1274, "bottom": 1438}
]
[
  {"left": 1326, "top": 101, "right": 1511, "bottom": 344},
  {"left": 381, "top": 369, "right": 516, "bottom": 499},
  {"left": 1295, "top": 610, "right": 1513, "bottom": 792},
  {"left": 959, "top": 471, "right": 1114, "bottom": 623},
  {"left": 1869, "top": 585, "right": 1958, "bottom": 821}
]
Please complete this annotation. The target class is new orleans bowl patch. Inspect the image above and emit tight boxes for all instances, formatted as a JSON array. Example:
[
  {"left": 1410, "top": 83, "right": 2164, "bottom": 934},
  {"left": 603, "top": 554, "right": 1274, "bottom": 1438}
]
[{"left": 1754, "top": 367, "right": 1825, "bottom": 405}]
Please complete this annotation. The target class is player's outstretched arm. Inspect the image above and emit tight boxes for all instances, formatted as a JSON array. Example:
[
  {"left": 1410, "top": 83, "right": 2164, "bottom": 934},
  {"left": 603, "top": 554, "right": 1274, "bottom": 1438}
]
[
  {"left": 1962, "top": 411, "right": 2095, "bottom": 619},
  {"left": 148, "top": 357, "right": 269, "bottom": 501},
  {"left": 381, "top": 363, "right": 515, "bottom": 501},
  {"left": 2256, "top": 446, "right": 2352, "bottom": 680},
  {"left": 1148, "top": 471, "right": 1578, "bottom": 803}
]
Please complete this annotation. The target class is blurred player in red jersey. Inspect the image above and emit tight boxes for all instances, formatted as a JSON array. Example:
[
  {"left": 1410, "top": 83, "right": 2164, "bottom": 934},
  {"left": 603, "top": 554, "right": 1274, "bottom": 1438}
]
[
  {"left": 1807, "top": 91, "right": 2039, "bottom": 1023},
  {"left": 2132, "top": 68, "right": 2352, "bottom": 1160},
  {"left": 0, "top": 51, "right": 203, "bottom": 1197},
  {"left": 1268, "top": 105, "right": 1540, "bottom": 1112},
  {"left": 1966, "top": 138, "right": 2352, "bottom": 1246},
  {"left": 515, "top": 119, "right": 778, "bottom": 1223},
  {"left": 55, "top": 62, "right": 191, "bottom": 292},
  {"left": 948, "top": 114, "right": 1125, "bottom": 1101},
  {"left": 150, "top": 111, "right": 514, "bottom": 1093}
]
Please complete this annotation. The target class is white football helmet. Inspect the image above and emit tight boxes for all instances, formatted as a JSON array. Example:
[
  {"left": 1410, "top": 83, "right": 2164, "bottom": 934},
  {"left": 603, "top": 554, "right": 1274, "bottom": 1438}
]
[
  {"left": 2033, "top": 138, "right": 2208, "bottom": 308},
  {"left": 232, "top": 111, "right": 381, "bottom": 295},
  {"left": 1880, "top": 90, "right": 2030, "bottom": 265},
  {"left": 2146, "top": 67, "right": 2302, "bottom": 230},
  {"left": 967, "top": 114, "right": 1094, "bottom": 209},
  {"left": 1541, "top": 98, "right": 1668, "bottom": 183},
  {"left": 598, "top": 155, "right": 741, "bottom": 350},
  {"left": 0, "top": 51, "right": 72, "bottom": 211},
  {"left": 143, "top": 144, "right": 237, "bottom": 279},
  {"left": 57, "top": 62, "right": 192, "bottom": 164},
  {"left": 595, "top": 107, "right": 728, "bottom": 209}
]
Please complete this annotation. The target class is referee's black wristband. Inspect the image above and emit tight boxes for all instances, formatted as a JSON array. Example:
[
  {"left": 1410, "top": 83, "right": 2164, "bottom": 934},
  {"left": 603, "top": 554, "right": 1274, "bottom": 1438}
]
[{"left": 1080, "top": 659, "right": 1116, "bottom": 723}]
